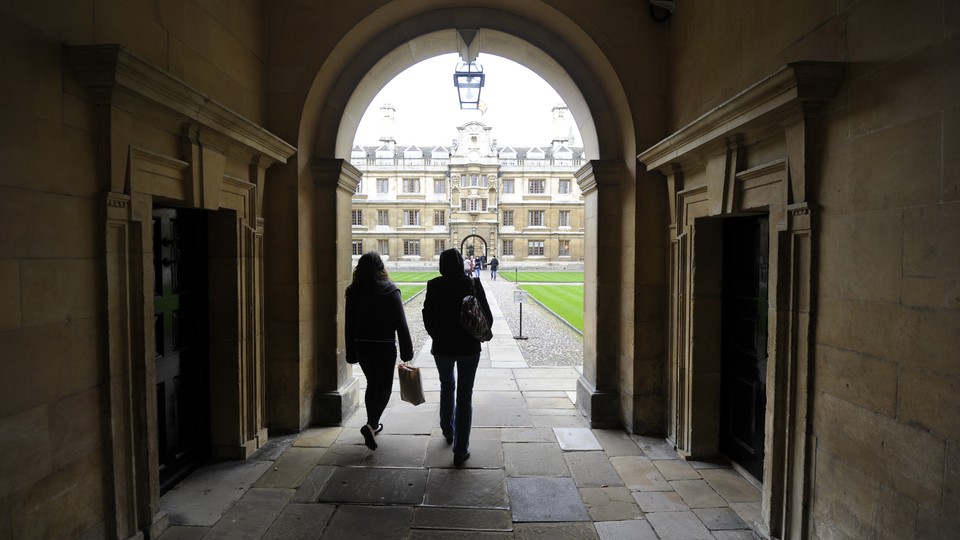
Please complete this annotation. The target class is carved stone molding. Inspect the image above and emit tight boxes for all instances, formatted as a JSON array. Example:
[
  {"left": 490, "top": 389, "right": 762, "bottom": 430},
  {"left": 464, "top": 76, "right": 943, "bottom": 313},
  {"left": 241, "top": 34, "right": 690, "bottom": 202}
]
[{"left": 638, "top": 62, "right": 844, "bottom": 540}]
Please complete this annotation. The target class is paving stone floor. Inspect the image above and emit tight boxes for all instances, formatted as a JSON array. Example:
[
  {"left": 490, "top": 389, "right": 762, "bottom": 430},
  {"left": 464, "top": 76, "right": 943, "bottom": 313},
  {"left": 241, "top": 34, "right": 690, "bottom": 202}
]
[{"left": 158, "top": 278, "right": 762, "bottom": 539}]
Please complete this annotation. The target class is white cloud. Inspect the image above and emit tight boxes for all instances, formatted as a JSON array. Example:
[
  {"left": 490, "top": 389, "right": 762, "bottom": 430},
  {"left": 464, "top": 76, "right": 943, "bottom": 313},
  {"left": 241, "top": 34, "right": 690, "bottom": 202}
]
[{"left": 353, "top": 53, "right": 579, "bottom": 147}]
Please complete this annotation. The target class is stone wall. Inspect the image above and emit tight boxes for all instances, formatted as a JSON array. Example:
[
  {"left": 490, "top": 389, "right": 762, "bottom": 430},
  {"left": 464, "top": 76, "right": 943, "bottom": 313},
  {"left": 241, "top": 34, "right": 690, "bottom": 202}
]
[
  {"left": 0, "top": 2, "right": 269, "bottom": 538},
  {"left": 668, "top": 1, "right": 960, "bottom": 536}
]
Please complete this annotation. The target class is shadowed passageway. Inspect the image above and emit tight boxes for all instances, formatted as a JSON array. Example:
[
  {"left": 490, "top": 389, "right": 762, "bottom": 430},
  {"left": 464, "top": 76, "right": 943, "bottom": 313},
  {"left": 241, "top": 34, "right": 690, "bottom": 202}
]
[{"left": 159, "top": 278, "right": 761, "bottom": 539}]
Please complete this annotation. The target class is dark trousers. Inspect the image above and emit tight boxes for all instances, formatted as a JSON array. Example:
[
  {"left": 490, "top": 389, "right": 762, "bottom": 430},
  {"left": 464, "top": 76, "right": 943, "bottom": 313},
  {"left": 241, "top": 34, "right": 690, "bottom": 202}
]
[
  {"left": 357, "top": 342, "right": 397, "bottom": 427},
  {"left": 434, "top": 352, "right": 481, "bottom": 454}
]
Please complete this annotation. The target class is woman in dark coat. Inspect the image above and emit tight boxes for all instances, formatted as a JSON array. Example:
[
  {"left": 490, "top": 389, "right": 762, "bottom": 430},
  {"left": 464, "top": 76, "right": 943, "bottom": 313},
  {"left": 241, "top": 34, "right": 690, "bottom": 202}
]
[
  {"left": 345, "top": 252, "right": 414, "bottom": 450},
  {"left": 422, "top": 248, "right": 493, "bottom": 466}
]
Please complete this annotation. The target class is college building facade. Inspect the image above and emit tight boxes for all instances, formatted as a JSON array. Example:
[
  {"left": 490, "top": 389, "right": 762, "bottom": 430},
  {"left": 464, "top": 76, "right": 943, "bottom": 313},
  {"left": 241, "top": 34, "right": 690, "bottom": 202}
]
[{"left": 349, "top": 105, "right": 585, "bottom": 267}]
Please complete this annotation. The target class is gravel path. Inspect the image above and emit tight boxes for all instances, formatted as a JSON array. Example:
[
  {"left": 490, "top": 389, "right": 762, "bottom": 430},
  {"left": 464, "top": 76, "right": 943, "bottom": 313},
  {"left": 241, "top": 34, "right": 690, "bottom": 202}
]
[{"left": 401, "top": 277, "right": 584, "bottom": 367}]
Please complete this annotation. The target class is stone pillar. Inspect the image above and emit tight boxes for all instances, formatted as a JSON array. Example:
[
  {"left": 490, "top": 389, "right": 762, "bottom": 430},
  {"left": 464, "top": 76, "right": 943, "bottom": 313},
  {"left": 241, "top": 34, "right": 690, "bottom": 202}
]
[
  {"left": 311, "top": 159, "right": 360, "bottom": 424},
  {"left": 575, "top": 160, "right": 623, "bottom": 428}
]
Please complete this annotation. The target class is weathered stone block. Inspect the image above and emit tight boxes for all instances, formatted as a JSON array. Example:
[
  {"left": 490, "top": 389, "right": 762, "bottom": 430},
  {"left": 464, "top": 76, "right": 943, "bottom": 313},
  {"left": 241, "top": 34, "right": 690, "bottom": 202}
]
[
  {"left": 814, "top": 345, "right": 897, "bottom": 416},
  {"left": 899, "top": 368, "right": 960, "bottom": 439},
  {"left": 820, "top": 210, "right": 903, "bottom": 304},
  {"left": 21, "top": 257, "right": 98, "bottom": 327},
  {"left": 0, "top": 260, "right": 20, "bottom": 332},
  {"left": 10, "top": 451, "right": 103, "bottom": 539},
  {"left": 849, "top": 34, "right": 960, "bottom": 137},
  {"left": 814, "top": 392, "right": 944, "bottom": 507},
  {"left": 846, "top": 0, "right": 942, "bottom": 77},
  {"left": 904, "top": 203, "right": 960, "bottom": 281},
  {"left": 811, "top": 448, "right": 879, "bottom": 539},
  {"left": 0, "top": 189, "right": 96, "bottom": 259},
  {"left": 946, "top": 107, "right": 960, "bottom": 202}
]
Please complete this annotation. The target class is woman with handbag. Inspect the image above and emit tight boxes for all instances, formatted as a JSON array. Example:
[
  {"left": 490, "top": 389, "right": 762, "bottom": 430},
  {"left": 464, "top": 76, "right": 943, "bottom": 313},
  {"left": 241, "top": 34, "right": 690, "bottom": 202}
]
[
  {"left": 345, "top": 252, "right": 414, "bottom": 450},
  {"left": 422, "top": 248, "right": 494, "bottom": 466}
]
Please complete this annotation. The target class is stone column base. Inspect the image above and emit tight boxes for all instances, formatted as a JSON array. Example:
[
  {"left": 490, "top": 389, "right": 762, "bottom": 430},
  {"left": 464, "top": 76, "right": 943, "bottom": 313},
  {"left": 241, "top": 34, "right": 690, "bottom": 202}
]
[
  {"left": 313, "top": 377, "right": 360, "bottom": 425},
  {"left": 576, "top": 376, "right": 621, "bottom": 429}
]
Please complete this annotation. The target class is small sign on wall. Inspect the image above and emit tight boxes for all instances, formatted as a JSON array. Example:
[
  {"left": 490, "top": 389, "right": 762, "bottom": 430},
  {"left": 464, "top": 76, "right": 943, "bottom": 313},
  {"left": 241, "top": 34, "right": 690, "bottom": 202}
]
[{"left": 514, "top": 290, "right": 528, "bottom": 304}]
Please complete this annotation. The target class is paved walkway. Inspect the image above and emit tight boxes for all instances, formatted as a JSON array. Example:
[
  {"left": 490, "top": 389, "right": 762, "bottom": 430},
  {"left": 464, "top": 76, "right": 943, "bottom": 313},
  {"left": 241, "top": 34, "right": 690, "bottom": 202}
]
[{"left": 158, "top": 278, "right": 762, "bottom": 539}]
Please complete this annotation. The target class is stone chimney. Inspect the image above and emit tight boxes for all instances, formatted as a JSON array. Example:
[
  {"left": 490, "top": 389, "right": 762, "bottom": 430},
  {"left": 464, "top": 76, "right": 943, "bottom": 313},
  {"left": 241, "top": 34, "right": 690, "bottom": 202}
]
[{"left": 380, "top": 103, "right": 396, "bottom": 150}]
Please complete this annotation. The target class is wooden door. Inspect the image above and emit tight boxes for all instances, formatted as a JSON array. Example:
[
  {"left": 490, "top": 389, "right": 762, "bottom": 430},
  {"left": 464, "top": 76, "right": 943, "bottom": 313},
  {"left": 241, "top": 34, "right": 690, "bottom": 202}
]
[
  {"left": 720, "top": 215, "right": 769, "bottom": 480},
  {"left": 153, "top": 207, "right": 209, "bottom": 492}
]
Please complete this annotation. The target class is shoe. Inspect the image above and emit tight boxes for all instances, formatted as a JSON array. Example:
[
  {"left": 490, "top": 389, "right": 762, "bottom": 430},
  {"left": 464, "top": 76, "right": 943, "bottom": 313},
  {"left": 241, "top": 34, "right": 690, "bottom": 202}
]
[
  {"left": 453, "top": 452, "right": 470, "bottom": 467},
  {"left": 374, "top": 423, "right": 384, "bottom": 434},
  {"left": 360, "top": 424, "right": 377, "bottom": 450}
]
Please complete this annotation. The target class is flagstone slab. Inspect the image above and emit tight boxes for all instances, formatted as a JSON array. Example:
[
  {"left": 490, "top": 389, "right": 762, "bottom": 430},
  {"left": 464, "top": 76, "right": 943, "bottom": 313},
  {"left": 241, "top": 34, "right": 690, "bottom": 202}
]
[
  {"left": 699, "top": 468, "right": 762, "bottom": 503},
  {"left": 591, "top": 429, "right": 644, "bottom": 457},
  {"left": 670, "top": 479, "right": 728, "bottom": 508},
  {"left": 564, "top": 452, "right": 625, "bottom": 488},
  {"left": 425, "top": 437, "right": 503, "bottom": 469},
  {"left": 358, "top": 435, "right": 430, "bottom": 468},
  {"left": 531, "top": 415, "right": 589, "bottom": 428},
  {"left": 203, "top": 488, "right": 293, "bottom": 540},
  {"left": 694, "top": 507, "right": 749, "bottom": 530},
  {"left": 251, "top": 434, "right": 298, "bottom": 461},
  {"left": 261, "top": 503, "right": 335, "bottom": 540},
  {"left": 595, "top": 519, "right": 658, "bottom": 540},
  {"left": 653, "top": 459, "right": 702, "bottom": 481},
  {"left": 316, "top": 443, "right": 373, "bottom": 466},
  {"left": 500, "top": 427, "right": 557, "bottom": 443},
  {"left": 712, "top": 530, "right": 762, "bottom": 539},
  {"left": 516, "top": 378, "right": 577, "bottom": 391},
  {"left": 513, "top": 522, "right": 599, "bottom": 539},
  {"left": 255, "top": 447, "right": 326, "bottom": 489},
  {"left": 508, "top": 477, "right": 590, "bottom": 522},
  {"left": 410, "top": 530, "right": 514, "bottom": 539},
  {"left": 423, "top": 469, "right": 508, "bottom": 509},
  {"left": 161, "top": 460, "right": 273, "bottom": 526},
  {"left": 381, "top": 406, "right": 439, "bottom": 435},
  {"left": 317, "top": 467, "right": 427, "bottom": 505},
  {"left": 472, "top": 391, "right": 525, "bottom": 407},
  {"left": 631, "top": 435, "right": 679, "bottom": 460},
  {"left": 526, "top": 397, "right": 576, "bottom": 409},
  {"left": 646, "top": 511, "right": 714, "bottom": 540},
  {"left": 322, "top": 505, "right": 413, "bottom": 539},
  {"left": 291, "top": 465, "right": 337, "bottom": 503},
  {"left": 503, "top": 442, "right": 569, "bottom": 476},
  {"left": 579, "top": 487, "right": 643, "bottom": 521},
  {"left": 472, "top": 407, "right": 533, "bottom": 427},
  {"left": 293, "top": 427, "right": 342, "bottom": 448},
  {"left": 473, "top": 378, "right": 521, "bottom": 391},
  {"left": 554, "top": 428, "right": 603, "bottom": 451},
  {"left": 156, "top": 526, "right": 208, "bottom": 539},
  {"left": 412, "top": 507, "right": 513, "bottom": 531},
  {"left": 610, "top": 456, "right": 671, "bottom": 491},
  {"left": 633, "top": 491, "right": 690, "bottom": 512},
  {"left": 514, "top": 368, "right": 581, "bottom": 379}
]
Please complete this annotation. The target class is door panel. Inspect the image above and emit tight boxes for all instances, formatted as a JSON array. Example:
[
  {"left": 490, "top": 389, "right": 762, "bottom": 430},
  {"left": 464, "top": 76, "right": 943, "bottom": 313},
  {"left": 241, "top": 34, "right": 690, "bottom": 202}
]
[
  {"left": 153, "top": 207, "right": 209, "bottom": 492},
  {"left": 720, "top": 215, "right": 769, "bottom": 480}
]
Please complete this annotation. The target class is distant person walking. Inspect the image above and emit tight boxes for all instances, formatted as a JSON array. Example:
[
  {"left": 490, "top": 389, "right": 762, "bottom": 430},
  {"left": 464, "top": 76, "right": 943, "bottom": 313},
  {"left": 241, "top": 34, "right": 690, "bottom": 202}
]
[
  {"left": 344, "top": 252, "right": 414, "bottom": 451},
  {"left": 422, "top": 248, "right": 493, "bottom": 466},
  {"left": 473, "top": 256, "right": 482, "bottom": 279},
  {"left": 489, "top": 256, "right": 499, "bottom": 280},
  {"left": 463, "top": 255, "right": 472, "bottom": 276}
]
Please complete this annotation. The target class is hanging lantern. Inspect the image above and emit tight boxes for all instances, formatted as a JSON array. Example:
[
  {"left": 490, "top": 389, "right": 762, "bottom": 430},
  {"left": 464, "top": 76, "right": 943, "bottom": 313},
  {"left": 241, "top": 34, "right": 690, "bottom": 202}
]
[{"left": 453, "top": 61, "right": 485, "bottom": 110}]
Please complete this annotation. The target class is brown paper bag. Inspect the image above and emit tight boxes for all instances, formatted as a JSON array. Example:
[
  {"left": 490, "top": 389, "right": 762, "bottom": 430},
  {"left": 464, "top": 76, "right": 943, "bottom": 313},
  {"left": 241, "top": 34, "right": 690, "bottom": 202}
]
[{"left": 398, "top": 363, "right": 425, "bottom": 405}]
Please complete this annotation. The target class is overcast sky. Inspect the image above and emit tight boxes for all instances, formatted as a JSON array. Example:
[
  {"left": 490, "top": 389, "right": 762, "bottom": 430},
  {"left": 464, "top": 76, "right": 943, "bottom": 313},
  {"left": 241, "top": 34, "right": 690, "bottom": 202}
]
[{"left": 353, "top": 53, "right": 580, "bottom": 148}]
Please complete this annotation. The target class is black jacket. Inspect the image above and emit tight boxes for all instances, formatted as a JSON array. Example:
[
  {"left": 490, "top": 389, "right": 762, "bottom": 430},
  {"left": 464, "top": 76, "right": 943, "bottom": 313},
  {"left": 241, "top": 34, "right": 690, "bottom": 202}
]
[
  {"left": 345, "top": 280, "right": 414, "bottom": 363},
  {"left": 423, "top": 249, "right": 494, "bottom": 355}
]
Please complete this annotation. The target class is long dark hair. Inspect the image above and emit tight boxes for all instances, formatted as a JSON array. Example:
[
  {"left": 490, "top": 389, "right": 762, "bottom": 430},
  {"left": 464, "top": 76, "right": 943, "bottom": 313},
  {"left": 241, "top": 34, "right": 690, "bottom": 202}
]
[{"left": 346, "top": 251, "right": 390, "bottom": 295}]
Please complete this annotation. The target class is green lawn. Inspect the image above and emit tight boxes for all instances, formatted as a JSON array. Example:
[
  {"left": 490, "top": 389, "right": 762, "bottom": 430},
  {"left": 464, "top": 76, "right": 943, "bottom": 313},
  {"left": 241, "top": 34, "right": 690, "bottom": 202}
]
[
  {"left": 398, "top": 285, "right": 425, "bottom": 302},
  {"left": 501, "top": 271, "right": 584, "bottom": 283},
  {"left": 390, "top": 271, "right": 441, "bottom": 282},
  {"left": 519, "top": 284, "right": 584, "bottom": 332}
]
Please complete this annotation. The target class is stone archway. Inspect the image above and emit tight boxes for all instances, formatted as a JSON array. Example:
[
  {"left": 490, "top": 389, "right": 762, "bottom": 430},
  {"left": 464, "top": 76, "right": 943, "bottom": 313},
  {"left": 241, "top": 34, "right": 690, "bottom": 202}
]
[
  {"left": 264, "top": 2, "right": 669, "bottom": 437},
  {"left": 459, "top": 234, "right": 488, "bottom": 260}
]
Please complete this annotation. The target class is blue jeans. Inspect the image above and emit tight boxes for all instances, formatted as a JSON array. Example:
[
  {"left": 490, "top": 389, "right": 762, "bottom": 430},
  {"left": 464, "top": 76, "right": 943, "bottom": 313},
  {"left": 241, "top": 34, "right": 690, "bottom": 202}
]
[{"left": 434, "top": 353, "right": 481, "bottom": 454}]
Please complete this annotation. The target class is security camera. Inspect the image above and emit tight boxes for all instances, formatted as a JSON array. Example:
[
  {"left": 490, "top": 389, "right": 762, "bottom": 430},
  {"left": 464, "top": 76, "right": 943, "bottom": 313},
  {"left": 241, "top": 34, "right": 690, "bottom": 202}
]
[{"left": 649, "top": 0, "right": 675, "bottom": 22}]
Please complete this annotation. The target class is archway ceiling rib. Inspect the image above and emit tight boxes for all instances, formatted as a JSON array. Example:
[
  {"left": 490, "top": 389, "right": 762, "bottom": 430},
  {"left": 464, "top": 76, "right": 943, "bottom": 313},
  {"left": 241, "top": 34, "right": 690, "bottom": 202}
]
[{"left": 298, "top": 5, "right": 635, "bottom": 164}]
